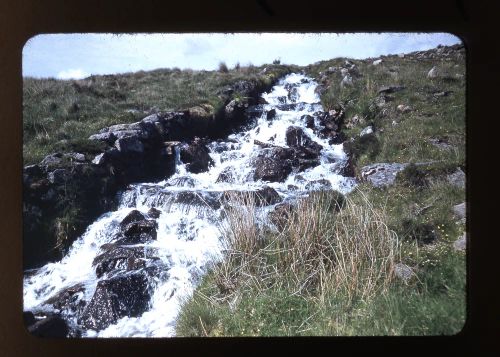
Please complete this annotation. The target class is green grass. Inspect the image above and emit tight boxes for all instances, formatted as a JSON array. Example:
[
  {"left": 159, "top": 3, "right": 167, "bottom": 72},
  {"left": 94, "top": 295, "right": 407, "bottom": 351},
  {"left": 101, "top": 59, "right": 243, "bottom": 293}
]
[{"left": 23, "top": 63, "right": 296, "bottom": 164}]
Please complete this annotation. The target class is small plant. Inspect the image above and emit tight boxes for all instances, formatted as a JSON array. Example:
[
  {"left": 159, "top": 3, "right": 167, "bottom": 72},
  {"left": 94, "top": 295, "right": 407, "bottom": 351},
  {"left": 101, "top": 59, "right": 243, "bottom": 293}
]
[
  {"left": 218, "top": 61, "right": 229, "bottom": 73},
  {"left": 273, "top": 58, "right": 281, "bottom": 65}
]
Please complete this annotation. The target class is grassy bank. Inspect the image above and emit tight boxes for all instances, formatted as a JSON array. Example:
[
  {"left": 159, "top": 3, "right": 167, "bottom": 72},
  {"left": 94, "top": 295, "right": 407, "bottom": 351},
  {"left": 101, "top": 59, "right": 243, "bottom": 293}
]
[
  {"left": 175, "top": 45, "right": 466, "bottom": 336},
  {"left": 23, "top": 63, "right": 295, "bottom": 164}
]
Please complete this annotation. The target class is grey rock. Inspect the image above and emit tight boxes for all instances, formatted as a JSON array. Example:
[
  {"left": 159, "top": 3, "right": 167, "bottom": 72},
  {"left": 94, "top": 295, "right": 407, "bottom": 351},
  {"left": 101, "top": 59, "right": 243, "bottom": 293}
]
[
  {"left": 341, "top": 75, "right": 353, "bottom": 87},
  {"left": 48, "top": 169, "right": 70, "bottom": 184},
  {"left": 67, "top": 152, "right": 86, "bottom": 162},
  {"left": 359, "top": 126, "right": 374, "bottom": 137},
  {"left": 115, "top": 136, "right": 144, "bottom": 153},
  {"left": 394, "top": 263, "right": 414, "bottom": 282},
  {"left": 89, "top": 132, "right": 117, "bottom": 144},
  {"left": 453, "top": 233, "right": 466, "bottom": 251},
  {"left": 427, "top": 66, "right": 438, "bottom": 78},
  {"left": 360, "top": 163, "right": 408, "bottom": 188},
  {"left": 40, "top": 153, "right": 63, "bottom": 168},
  {"left": 447, "top": 168, "right": 465, "bottom": 189},
  {"left": 372, "top": 59, "right": 383, "bottom": 65},
  {"left": 92, "top": 153, "right": 106, "bottom": 165},
  {"left": 452, "top": 202, "right": 466, "bottom": 222}
]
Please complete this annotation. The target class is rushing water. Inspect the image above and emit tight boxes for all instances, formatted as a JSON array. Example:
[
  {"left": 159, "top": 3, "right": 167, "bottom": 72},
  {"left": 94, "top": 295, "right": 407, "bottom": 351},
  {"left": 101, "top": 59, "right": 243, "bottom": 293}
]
[{"left": 23, "top": 73, "right": 357, "bottom": 337}]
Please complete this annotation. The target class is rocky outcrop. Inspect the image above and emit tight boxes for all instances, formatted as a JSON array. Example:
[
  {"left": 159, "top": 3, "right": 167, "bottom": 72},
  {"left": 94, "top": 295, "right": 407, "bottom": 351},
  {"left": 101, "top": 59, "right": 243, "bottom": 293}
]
[{"left": 360, "top": 163, "right": 408, "bottom": 188}]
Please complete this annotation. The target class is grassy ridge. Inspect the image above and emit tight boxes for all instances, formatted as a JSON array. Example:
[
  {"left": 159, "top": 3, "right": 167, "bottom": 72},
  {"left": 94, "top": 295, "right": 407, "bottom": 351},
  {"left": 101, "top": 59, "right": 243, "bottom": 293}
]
[
  {"left": 175, "top": 45, "right": 466, "bottom": 336},
  {"left": 23, "top": 63, "right": 296, "bottom": 164}
]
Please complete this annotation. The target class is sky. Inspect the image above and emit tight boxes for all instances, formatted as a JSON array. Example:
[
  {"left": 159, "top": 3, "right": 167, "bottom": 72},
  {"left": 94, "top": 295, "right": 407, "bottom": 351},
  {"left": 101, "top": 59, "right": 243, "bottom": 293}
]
[{"left": 22, "top": 33, "right": 462, "bottom": 79}]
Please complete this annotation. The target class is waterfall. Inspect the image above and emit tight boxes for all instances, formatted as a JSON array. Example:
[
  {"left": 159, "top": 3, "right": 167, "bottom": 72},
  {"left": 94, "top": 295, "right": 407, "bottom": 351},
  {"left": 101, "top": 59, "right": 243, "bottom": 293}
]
[{"left": 23, "top": 73, "right": 357, "bottom": 337}]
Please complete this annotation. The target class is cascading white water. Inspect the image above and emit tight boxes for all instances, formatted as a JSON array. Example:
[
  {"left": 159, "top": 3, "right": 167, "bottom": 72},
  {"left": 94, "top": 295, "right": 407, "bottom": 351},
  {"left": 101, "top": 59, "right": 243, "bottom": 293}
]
[{"left": 23, "top": 73, "right": 357, "bottom": 337}]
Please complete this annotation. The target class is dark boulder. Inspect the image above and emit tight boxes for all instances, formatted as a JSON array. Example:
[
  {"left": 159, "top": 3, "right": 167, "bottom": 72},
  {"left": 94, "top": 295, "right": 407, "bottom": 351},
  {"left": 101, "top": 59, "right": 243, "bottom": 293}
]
[
  {"left": 301, "top": 114, "right": 315, "bottom": 129},
  {"left": 79, "top": 272, "right": 151, "bottom": 330},
  {"left": 121, "top": 219, "right": 158, "bottom": 244},
  {"left": 338, "top": 156, "right": 356, "bottom": 177},
  {"left": 92, "top": 246, "right": 158, "bottom": 278},
  {"left": 180, "top": 138, "right": 214, "bottom": 174},
  {"left": 285, "top": 126, "right": 323, "bottom": 157},
  {"left": 266, "top": 109, "right": 277, "bottom": 120},
  {"left": 27, "top": 314, "right": 69, "bottom": 338},
  {"left": 147, "top": 207, "right": 162, "bottom": 219},
  {"left": 120, "top": 210, "right": 146, "bottom": 229},
  {"left": 253, "top": 148, "right": 294, "bottom": 182},
  {"left": 23, "top": 311, "right": 36, "bottom": 326}
]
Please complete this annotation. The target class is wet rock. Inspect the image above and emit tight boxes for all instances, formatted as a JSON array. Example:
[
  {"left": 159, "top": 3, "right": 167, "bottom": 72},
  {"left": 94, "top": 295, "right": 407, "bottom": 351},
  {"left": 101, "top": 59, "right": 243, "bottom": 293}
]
[
  {"left": 266, "top": 109, "right": 277, "bottom": 120},
  {"left": 120, "top": 210, "right": 146, "bottom": 229},
  {"left": 245, "top": 104, "right": 266, "bottom": 120},
  {"left": 121, "top": 219, "right": 158, "bottom": 244},
  {"left": 79, "top": 272, "right": 152, "bottom": 330},
  {"left": 92, "top": 246, "right": 152, "bottom": 278},
  {"left": 27, "top": 314, "right": 69, "bottom": 337},
  {"left": 180, "top": 138, "right": 214, "bottom": 174},
  {"left": 147, "top": 207, "right": 161, "bottom": 219},
  {"left": 173, "top": 191, "right": 221, "bottom": 209},
  {"left": 360, "top": 163, "right": 408, "bottom": 188},
  {"left": 305, "top": 179, "right": 332, "bottom": 191},
  {"left": 302, "top": 114, "right": 315, "bottom": 129},
  {"left": 253, "top": 148, "right": 294, "bottom": 183},
  {"left": 43, "top": 283, "right": 86, "bottom": 313},
  {"left": 394, "top": 263, "right": 414, "bottom": 282},
  {"left": 447, "top": 168, "right": 465, "bottom": 189},
  {"left": 338, "top": 155, "right": 356, "bottom": 177},
  {"left": 286, "top": 126, "right": 323, "bottom": 156}
]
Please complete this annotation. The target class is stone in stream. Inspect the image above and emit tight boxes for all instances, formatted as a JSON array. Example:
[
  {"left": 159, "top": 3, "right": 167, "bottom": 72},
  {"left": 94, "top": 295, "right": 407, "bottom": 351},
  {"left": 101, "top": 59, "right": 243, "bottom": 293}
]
[
  {"left": 285, "top": 126, "right": 323, "bottom": 156},
  {"left": 253, "top": 148, "right": 294, "bottom": 183},
  {"left": 305, "top": 179, "right": 332, "bottom": 191},
  {"left": 179, "top": 137, "right": 214, "bottom": 174},
  {"left": 43, "top": 283, "right": 86, "bottom": 314},
  {"left": 222, "top": 186, "right": 282, "bottom": 207},
  {"left": 119, "top": 210, "right": 146, "bottom": 229},
  {"left": 92, "top": 246, "right": 158, "bottom": 278},
  {"left": 79, "top": 272, "right": 152, "bottom": 330},
  {"left": 120, "top": 219, "right": 158, "bottom": 244}
]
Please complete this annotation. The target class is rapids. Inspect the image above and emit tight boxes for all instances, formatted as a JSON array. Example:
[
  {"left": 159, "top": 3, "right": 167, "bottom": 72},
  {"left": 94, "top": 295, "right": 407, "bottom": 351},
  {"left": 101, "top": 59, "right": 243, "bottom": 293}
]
[{"left": 23, "top": 73, "right": 356, "bottom": 337}]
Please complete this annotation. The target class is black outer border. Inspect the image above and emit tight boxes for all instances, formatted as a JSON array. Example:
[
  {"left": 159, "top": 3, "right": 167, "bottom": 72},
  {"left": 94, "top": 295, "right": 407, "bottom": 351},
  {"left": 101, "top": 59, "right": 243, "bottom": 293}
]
[{"left": 0, "top": 0, "right": 496, "bottom": 356}]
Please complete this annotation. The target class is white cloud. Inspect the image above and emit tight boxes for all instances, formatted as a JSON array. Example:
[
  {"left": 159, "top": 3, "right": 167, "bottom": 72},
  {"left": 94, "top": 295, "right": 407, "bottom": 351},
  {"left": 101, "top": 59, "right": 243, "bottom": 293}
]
[{"left": 56, "top": 68, "right": 90, "bottom": 80}]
